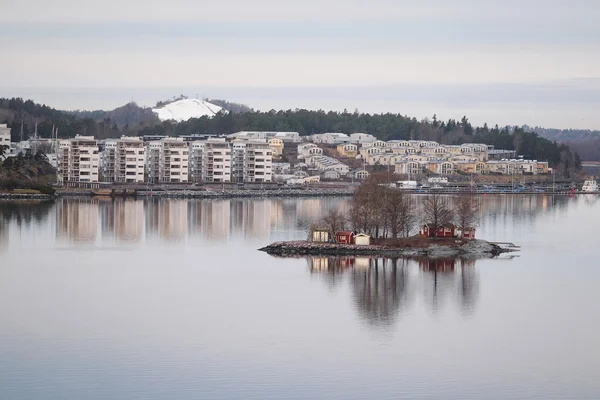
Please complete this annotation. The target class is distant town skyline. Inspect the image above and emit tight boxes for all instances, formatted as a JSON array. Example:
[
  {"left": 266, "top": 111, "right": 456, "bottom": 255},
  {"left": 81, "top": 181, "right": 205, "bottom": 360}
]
[{"left": 1, "top": 0, "right": 599, "bottom": 129}]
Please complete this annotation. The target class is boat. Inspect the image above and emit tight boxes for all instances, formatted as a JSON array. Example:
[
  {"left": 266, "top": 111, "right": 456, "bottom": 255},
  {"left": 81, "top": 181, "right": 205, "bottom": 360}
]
[{"left": 582, "top": 180, "right": 599, "bottom": 193}]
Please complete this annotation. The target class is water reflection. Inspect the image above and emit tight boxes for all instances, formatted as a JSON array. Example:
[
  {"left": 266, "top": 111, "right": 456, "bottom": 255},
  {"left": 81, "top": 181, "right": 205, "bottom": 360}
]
[
  {"left": 308, "top": 256, "right": 486, "bottom": 327},
  {"left": 0, "top": 194, "right": 589, "bottom": 248}
]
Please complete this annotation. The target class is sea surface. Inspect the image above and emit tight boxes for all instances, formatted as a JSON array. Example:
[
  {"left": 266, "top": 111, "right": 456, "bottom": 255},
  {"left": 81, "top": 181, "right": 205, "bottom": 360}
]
[{"left": 0, "top": 195, "right": 599, "bottom": 400}]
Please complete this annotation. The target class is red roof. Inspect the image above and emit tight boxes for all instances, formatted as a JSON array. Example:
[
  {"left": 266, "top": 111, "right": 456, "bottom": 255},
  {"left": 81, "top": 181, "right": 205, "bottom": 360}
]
[{"left": 336, "top": 231, "right": 354, "bottom": 236}]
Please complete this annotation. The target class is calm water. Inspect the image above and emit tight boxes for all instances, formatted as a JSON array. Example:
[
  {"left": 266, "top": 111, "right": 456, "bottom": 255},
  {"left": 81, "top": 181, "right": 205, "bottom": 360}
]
[{"left": 1, "top": 195, "right": 599, "bottom": 400}]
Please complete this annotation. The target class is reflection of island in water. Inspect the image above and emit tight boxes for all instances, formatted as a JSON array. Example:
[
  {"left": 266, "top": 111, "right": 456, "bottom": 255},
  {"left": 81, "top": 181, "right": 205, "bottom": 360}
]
[{"left": 308, "top": 256, "right": 487, "bottom": 327}]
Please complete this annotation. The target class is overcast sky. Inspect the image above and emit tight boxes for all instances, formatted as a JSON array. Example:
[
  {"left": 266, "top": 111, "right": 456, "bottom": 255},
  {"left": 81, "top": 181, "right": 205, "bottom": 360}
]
[{"left": 1, "top": 0, "right": 599, "bottom": 128}]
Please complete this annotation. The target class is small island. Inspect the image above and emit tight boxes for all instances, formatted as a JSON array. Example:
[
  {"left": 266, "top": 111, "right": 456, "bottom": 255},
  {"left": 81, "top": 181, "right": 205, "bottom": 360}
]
[
  {"left": 259, "top": 238, "right": 513, "bottom": 258},
  {"left": 259, "top": 179, "right": 520, "bottom": 258}
]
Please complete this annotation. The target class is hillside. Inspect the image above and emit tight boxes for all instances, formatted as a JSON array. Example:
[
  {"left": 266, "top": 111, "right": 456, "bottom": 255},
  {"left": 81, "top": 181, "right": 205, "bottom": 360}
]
[
  {"left": 0, "top": 97, "right": 584, "bottom": 175},
  {"left": 524, "top": 125, "right": 600, "bottom": 161}
]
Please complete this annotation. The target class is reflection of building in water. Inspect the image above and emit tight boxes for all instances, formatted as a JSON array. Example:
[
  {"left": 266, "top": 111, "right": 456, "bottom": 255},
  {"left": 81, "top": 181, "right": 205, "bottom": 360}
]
[
  {"left": 0, "top": 216, "right": 8, "bottom": 252},
  {"left": 308, "top": 256, "right": 354, "bottom": 271},
  {"left": 158, "top": 200, "right": 188, "bottom": 241},
  {"left": 55, "top": 199, "right": 99, "bottom": 243},
  {"left": 188, "top": 200, "right": 230, "bottom": 240},
  {"left": 269, "top": 200, "right": 284, "bottom": 227},
  {"left": 295, "top": 198, "right": 351, "bottom": 229},
  {"left": 419, "top": 258, "right": 456, "bottom": 272},
  {"left": 99, "top": 200, "right": 144, "bottom": 243},
  {"left": 98, "top": 199, "right": 116, "bottom": 237},
  {"left": 230, "top": 199, "right": 271, "bottom": 239},
  {"left": 115, "top": 201, "right": 144, "bottom": 243}
]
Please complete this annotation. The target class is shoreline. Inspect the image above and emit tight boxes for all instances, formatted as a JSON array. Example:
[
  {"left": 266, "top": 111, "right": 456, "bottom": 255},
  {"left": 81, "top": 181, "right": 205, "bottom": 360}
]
[{"left": 259, "top": 239, "right": 515, "bottom": 258}]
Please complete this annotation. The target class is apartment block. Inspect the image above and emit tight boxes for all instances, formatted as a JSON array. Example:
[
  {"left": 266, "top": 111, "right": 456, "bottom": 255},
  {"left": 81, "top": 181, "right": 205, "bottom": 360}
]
[
  {"left": 101, "top": 137, "right": 145, "bottom": 183},
  {"left": 57, "top": 135, "right": 100, "bottom": 184},
  {"left": 146, "top": 138, "right": 189, "bottom": 183},
  {"left": 0, "top": 124, "right": 10, "bottom": 146},
  {"left": 0, "top": 124, "right": 10, "bottom": 160},
  {"left": 232, "top": 140, "right": 273, "bottom": 183},
  {"left": 189, "top": 138, "right": 232, "bottom": 183}
]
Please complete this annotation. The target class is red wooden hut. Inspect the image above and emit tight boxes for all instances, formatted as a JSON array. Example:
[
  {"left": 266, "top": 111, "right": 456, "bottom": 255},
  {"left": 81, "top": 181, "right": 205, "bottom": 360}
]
[
  {"left": 335, "top": 231, "right": 355, "bottom": 244},
  {"left": 462, "top": 227, "right": 476, "bottom": 239},
  {"left": 420, "top": 224, "right": 456, "bottom": 238}
]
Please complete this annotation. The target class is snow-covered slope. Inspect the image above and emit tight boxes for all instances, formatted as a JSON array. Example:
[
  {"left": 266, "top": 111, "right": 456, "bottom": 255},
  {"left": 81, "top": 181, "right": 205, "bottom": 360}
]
[{"left": 152, "top": 99, "right": 224, "bottom": 122}]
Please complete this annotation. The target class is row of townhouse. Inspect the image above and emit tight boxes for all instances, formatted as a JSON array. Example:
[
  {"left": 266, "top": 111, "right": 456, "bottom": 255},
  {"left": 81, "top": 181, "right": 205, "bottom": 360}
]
[
  {"left": 304, "top": 155, "right": 350, "bottom": 175},
  {"left": 392, "top": 156, "right": 549, "bottom": 176},
  {"left": 57, "top": 136, "right": 273, "bottom": 185},
  {"left": 309, "top": 132, "right": 377, "bottom": 145},
  {"left": 358, "top": 140, "right": 489, "bottom": 165}
]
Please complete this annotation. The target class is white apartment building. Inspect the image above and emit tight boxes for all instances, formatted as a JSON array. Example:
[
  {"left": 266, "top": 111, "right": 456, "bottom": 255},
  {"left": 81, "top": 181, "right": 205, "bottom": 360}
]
[
  {"left": 305, "top": 155, "right": 350, "bottom": 175},
  {"left": 232, "top": 140, "right": 273, "bottom": 183},
  {"left": 310, "top": 133, "right": 351, "bottom": 145},
  {"left": 0, "top": 124, "right": 10, "bottom": 160},
  {"left": 228, "top": 131, "right": 301, "bottom": 143},
  {"left": 101, "top": 137, "right": 145, "bottom": 183},
  {"left": 189, "top": 138, "right": 232, "bottom": 183},
  {"left": 349, "top": 133, "right": 376, "bottom": 144},
  {"left": 146, "top": 138, "right": 189, "bottom": 183},
  {"left": 57, "top": 135, "right": 100, "bottom": 185},
  {"left": 0, "top": 124, "right": 10, "bottom": 146},
  {"left": 297, "top": 143, "right": 323, "bottom": 159}
]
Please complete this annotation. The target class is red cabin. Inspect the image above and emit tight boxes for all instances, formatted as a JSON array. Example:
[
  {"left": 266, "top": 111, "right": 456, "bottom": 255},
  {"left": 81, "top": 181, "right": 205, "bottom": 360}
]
[
  {"left": 462, "top": 227, "right": 476, "bottom": 239},
  {"left": 335, "top": 231, "right": 355, "bottom": 244},
  {"left": 420, "top": 224, "right": 456, "bottom": 238}
]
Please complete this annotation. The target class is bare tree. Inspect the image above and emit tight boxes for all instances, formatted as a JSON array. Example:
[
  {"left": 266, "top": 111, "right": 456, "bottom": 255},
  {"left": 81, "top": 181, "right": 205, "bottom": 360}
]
[
  {"left": 347, "top": 177, "right": 386, "bottom": 236},
  {"left": 422, "top": 193, "right": 454, "bottom": 237},
  {"left": 454, "top": 195, "right": 480, "bottom": 237},
  {"left": 384, "top": 188, "right": 414, "bottom": 238},
  {"left": 321, "top": 208, "right": 346, "bottom": 238}
]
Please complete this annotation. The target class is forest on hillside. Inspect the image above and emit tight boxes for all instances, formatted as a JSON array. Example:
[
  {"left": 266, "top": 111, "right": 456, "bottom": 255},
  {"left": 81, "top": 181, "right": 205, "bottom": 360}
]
[
  {"left": 0, "top": 97, "right": 583, "bottom": 176},
  {"left": 524, "top": 125, "right": 600, "bottom": 162}
]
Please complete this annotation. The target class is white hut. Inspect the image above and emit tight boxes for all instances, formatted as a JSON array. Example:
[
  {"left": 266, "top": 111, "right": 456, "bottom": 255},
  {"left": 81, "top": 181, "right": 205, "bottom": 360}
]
[{"left": 354, "top": 233, "right": 371, "bottom": 246}]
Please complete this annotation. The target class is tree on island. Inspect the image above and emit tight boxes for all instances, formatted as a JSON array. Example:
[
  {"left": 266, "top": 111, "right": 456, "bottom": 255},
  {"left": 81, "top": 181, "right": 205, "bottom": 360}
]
[
  {"left": 321, "top": 208, "right": 346, "bottom": 239},
  {"left": 454, "top": 196, "right": 480, "bottom": 238},
  {"left": 422, "top": 193, "right": 454, "bottom": 238}
]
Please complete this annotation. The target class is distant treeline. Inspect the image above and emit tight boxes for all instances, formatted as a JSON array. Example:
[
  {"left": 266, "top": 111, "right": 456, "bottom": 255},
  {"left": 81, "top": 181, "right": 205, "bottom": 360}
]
[
  {"left": 0, "top": 97, "right": 582, "bottom": 175},
  {"left": 524, "top": 125, "right": 600, "bottom": 162},
  {"left": 140, "top": 110, "right": 581, "bottom": 175}
]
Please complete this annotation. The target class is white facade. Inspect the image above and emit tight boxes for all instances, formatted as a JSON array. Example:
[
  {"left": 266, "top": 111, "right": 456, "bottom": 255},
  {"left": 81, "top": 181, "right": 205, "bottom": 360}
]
[
  {"left": 0, "top": 124, "right": 10, "bottom": 146},
  {"left": 189, "top": 138, "right": 232, "bottom": 183},
  {"left": 349, "top": 133, "right": 376, "bottom": 144},
  {"left": 101, "top": 137, "right": 145, "bottom": 183},
  {"left": 297, "top": 143, "right": 323, "bottom": 159},
  {"left": 57, "top": 135, "right": 100, "bottom": 184},
  {"left": 305, "top": 155, "right": 350, "bottom": 175},
  {"left": 0, "top": 124, "right": 11, "bottom": 160},
  {"left": 146, "top": 138, "right": 189, "bottom": 183},
  {"left": 310, "top": 132, "right": 350, "bottom": 145},
  {"left": 232, "top": 140, "right": 273, "bottom": 183},
  {"left": 228, "top": 131, "right": 300, "bottom": 143}
]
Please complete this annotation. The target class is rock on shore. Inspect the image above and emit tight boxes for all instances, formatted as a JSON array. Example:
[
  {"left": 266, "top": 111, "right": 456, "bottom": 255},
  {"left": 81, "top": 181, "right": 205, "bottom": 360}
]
[{"left": 259, "top": 239, "right": 507, "bottom": 258}]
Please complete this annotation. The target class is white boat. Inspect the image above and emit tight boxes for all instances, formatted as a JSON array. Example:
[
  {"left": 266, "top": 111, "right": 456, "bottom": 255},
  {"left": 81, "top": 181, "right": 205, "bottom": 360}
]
[{"left": 582, "top": 180, "right": 599, "bottom": 192}]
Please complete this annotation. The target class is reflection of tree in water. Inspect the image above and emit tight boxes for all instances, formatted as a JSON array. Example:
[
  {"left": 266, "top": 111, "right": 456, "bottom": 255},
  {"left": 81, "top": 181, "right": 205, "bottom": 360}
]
[
  {"left": 306, "top": 256, "right": 482, "bottom": 327},
  {"left": 0, "top": 200, "right": 54, "bottom": 226},
  {"left": 418, "top": 257, "right": 479, "bottom": 315},
  {"left": 350, "top": 258, "right": 409, "bottom": 328}
]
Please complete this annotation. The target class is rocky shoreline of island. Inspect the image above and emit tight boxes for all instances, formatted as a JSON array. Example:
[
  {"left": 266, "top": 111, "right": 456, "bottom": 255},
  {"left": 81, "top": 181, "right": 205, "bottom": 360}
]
[{"left": 259, "top": 239, "right": 516, "bottom": 258}]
